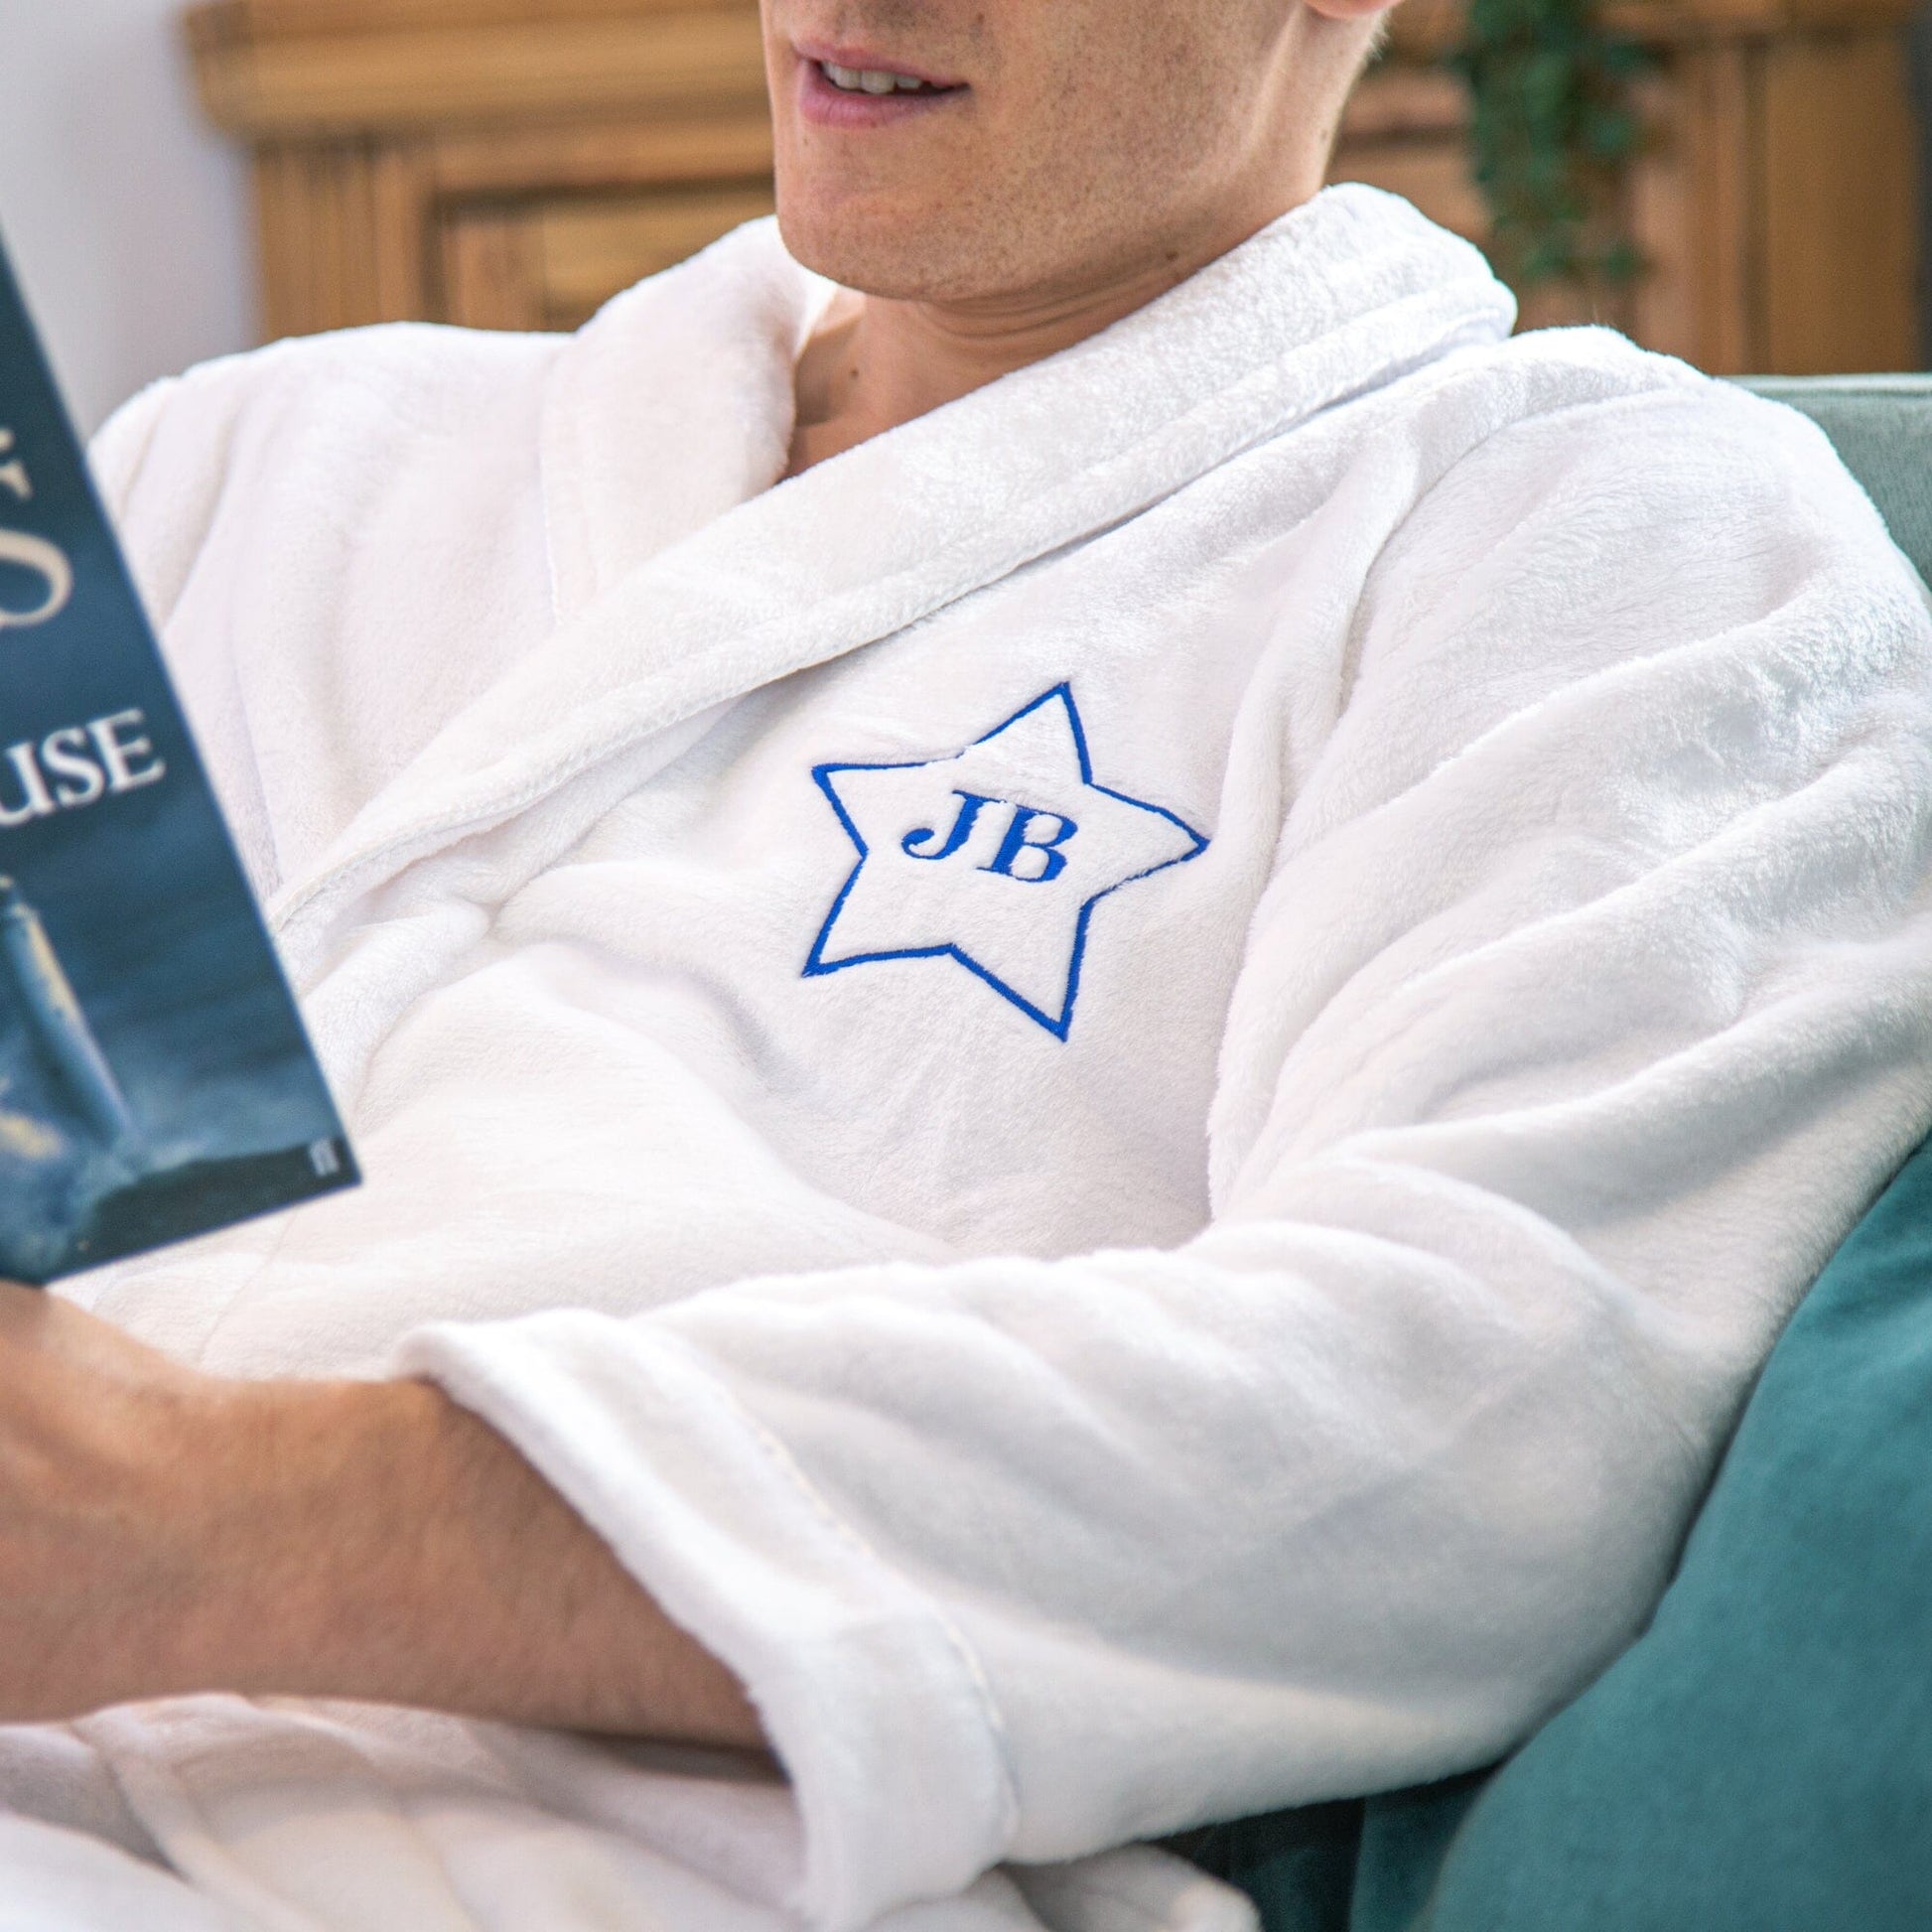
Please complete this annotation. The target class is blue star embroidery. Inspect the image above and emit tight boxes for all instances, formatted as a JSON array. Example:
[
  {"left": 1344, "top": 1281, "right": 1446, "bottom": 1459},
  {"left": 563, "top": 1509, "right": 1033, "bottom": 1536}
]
[{"left": 804, "top": 684, "right": 1208, "bottom": 1038}]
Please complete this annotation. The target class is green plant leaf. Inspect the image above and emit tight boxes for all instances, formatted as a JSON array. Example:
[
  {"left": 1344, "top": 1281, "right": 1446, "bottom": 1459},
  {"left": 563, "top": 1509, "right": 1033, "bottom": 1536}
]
[{"left": 1450, "top": 0, "right": 1644, "bottom": 293}]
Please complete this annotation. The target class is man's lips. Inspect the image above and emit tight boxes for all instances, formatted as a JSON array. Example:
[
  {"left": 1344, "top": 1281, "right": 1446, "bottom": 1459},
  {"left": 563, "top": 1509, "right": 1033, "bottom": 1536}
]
[
  {"left": 792, "top": 40, "right": 968, "bottom": 128},
  {"left": 793, "top": 39, "right": 966, "bottom": 90}
]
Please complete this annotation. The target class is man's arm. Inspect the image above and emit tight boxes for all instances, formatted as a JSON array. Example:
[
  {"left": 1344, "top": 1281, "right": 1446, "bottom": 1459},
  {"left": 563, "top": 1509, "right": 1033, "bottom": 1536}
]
[{"left": 0, "top": 1282, "right": 765, "bottom": 1749}]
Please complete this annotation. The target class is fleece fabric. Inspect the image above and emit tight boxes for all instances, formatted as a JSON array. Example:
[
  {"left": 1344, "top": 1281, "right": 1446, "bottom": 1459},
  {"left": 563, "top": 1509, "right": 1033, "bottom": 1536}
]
[{"left": 5, "top": 186, "right": 1932, "bottom": 1932}]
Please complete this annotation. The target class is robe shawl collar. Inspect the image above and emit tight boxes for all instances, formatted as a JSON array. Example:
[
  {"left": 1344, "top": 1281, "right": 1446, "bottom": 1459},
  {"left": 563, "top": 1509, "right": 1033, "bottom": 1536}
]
[{"left": 268, "top": 185, "right": 1513, "bottom": 984}]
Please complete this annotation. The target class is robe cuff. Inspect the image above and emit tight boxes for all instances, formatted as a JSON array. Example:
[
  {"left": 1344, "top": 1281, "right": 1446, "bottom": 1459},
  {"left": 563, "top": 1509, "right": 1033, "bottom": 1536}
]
[{"left": 392, "top": 1309, "right": 1020, "bottom": 1931}]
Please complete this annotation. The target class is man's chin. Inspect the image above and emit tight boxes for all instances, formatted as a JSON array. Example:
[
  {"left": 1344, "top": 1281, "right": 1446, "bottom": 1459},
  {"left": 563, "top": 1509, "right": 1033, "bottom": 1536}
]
[{"left": 773, "top": 202, "right": 1027, "bottom": 305}]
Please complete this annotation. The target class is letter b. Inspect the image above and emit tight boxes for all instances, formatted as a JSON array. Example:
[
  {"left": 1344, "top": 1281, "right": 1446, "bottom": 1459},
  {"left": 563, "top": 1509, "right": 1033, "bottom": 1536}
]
[{"left": 983, "top": 806, "right": 1077, "bottom": 884}]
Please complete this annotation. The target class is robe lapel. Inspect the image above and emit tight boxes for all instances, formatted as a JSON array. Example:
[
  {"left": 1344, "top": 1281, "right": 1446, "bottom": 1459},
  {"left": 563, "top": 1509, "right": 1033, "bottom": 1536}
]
[
  {"left": 270, "top": 186, "right": 1513, "bottom": 1007},
  {"left": 538, "top": 224, "right": 840, "bottom": 620}
]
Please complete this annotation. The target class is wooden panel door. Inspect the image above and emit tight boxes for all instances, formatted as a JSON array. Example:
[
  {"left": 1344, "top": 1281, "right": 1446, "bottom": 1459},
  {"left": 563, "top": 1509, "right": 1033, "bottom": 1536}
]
[{"left": 1760, "top": 31, "right": 1919, "bottom": 370}]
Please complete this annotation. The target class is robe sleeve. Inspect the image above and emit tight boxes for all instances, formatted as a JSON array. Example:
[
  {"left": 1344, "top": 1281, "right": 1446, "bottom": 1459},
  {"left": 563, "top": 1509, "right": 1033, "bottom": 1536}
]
[{"left": 395, "top": 383, "right": 1932, "bottom": 1932}]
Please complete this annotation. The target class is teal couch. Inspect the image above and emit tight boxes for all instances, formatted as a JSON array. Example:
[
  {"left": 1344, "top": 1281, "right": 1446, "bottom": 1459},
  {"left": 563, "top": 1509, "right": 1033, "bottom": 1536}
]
[
  {"left": 1181, "top": 376, "right": 1932, "bottom": 1932},
  {"left": 1744, "top": 377, "right": 1932, "bottom": 583}
]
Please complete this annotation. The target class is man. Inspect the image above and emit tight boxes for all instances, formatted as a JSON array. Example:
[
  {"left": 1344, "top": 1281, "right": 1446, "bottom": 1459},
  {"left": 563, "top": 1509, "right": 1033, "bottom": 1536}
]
[{"left": 1, "top": 0, "right": 1929, "bottom": 1926}]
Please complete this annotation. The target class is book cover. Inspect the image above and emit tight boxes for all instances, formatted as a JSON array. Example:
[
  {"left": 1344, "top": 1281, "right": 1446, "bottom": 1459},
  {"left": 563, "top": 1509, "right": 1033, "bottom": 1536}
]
[{"left": 0, "top": 236, "right": 356, "bottom": 1284}]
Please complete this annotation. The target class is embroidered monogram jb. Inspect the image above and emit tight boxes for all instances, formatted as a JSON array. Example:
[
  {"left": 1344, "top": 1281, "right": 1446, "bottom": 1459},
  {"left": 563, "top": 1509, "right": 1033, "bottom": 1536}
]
[{"left": 805, "top": 685, "right": 1207, "bottom": 1038}]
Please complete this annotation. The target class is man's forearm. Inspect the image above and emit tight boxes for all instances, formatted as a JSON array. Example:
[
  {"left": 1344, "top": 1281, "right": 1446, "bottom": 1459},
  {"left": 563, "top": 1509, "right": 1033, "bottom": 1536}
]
[
  {"left": 179, "top": 1376, "right": 767, "bottom": 1743},
  {"left": 0, "top": 1285, "right": 766, "bottom": 1748}
]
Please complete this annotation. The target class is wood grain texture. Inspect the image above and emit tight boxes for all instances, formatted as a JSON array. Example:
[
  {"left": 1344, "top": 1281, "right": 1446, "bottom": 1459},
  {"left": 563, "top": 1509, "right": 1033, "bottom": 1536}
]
[
  {"left": 191, "top": 5, "right": 768, "bottom": 134},
  {"left": 368, "top": 142, "right": 433, "bottom": 320},
  {"left": 1382, "top": 0, "right": 1918, "bottom": 54},
  {"left": 440, "top": 207, "right": 549, "bottom": 330},
  {"left": 535, "top": 182, "right": 777, "bottom": 324},
  {"left": 1760, "top": 32, "right": 1919, "bottom": 371},
  {"left": 427, "top": 111, "right": 772, "bottom": 196},
  {"left": 1688, "top": 42, "right": 1762, "bottom": 370},
  {"left": 204, "top": 0, "right": 718, "bottom": 33}
]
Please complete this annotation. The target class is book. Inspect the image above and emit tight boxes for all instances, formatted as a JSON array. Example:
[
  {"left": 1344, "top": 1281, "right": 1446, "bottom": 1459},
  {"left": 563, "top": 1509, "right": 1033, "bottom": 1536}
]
[{"left": 0, "top": 234, "right": 356, "bottom": 1284}]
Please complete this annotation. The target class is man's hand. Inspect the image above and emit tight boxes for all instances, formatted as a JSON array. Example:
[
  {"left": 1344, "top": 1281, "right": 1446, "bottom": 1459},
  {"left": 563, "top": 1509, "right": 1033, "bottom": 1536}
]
[{"left": 0, "top": 1285, "right": 766, "bottom": 1747}]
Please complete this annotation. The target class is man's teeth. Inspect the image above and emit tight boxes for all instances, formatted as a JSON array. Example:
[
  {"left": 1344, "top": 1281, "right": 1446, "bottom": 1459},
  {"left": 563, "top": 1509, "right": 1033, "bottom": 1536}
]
[{"left": 820, "top": 61, "right": 935, "bottom": 94}]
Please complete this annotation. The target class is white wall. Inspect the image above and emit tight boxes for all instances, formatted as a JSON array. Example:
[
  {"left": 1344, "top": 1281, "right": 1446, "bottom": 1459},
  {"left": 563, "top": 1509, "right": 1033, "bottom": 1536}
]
[{"left": 1, "top": 0, "right": 254, "bottom": 434}]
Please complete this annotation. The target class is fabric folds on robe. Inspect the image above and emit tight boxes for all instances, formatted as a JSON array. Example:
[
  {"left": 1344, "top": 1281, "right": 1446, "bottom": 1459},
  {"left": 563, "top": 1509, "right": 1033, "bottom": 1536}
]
[{"left": 6, "top": 186, "right": 1931, "bottom": 1932}]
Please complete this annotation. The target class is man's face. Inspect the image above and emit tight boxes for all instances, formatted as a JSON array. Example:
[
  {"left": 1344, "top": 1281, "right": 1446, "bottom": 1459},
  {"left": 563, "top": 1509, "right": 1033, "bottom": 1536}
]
[{"left": 761, "top": 0, "right": 1351, "bottom": 306}]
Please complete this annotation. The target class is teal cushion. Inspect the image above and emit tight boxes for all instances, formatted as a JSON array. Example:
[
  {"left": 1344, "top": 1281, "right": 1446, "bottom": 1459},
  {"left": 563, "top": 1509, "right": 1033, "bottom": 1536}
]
[
  {"left": 1201, "top": 1127, "right": 1932, "bottom": 1930},
  {"left": 1360, "top": 1124, "right": 1932, "bottom": 1930},
  {"left": 1737, "top": 375, "right": 1932, "bottom": 588}
]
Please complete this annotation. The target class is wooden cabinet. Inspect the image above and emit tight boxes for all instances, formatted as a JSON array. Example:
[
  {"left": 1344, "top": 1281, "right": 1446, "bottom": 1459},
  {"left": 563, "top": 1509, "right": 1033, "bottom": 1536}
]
[
  {"left": 187, "top": 0, "right": 778, "bottom": 335},
  {"left": 187, "top": 0, "right": 1921, "bottom": 370}
]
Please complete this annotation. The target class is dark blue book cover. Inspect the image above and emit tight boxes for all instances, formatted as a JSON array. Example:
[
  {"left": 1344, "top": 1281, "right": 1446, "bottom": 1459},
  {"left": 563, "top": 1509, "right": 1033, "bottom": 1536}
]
[{"left": 0, "top": 235, "right": 355, "bottom": 1284}]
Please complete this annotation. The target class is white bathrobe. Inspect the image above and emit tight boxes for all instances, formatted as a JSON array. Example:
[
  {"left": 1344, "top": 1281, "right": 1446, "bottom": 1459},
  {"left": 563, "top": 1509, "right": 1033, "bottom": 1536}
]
[{"left": 7, "top": 185, "right": 1932, "bottom": 1932}]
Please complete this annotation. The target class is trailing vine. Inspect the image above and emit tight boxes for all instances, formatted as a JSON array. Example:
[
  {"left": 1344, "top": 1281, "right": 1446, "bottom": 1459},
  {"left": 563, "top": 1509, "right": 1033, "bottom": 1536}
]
[{"left": 1450, "top": 0, "right": 1646, "bottom": 289}]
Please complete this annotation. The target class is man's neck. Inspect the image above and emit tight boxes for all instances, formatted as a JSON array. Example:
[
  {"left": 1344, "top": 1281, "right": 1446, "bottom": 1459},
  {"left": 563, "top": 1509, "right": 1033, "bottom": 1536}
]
[{"left": 785, "top": 206, "right": 1302, "bottom": 480}]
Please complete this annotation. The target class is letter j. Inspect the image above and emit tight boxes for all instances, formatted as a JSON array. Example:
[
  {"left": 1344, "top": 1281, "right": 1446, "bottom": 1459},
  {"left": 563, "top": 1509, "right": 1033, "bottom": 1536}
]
[{"left": 903, "top": 790, "right": 997, "bottom": 861}]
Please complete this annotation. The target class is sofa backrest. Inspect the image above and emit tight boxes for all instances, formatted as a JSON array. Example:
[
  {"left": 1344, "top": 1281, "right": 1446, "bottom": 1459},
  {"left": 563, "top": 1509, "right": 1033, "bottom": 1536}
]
[{"left": 1736, "top": 375, "right": 1932, "bottom": 587}]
